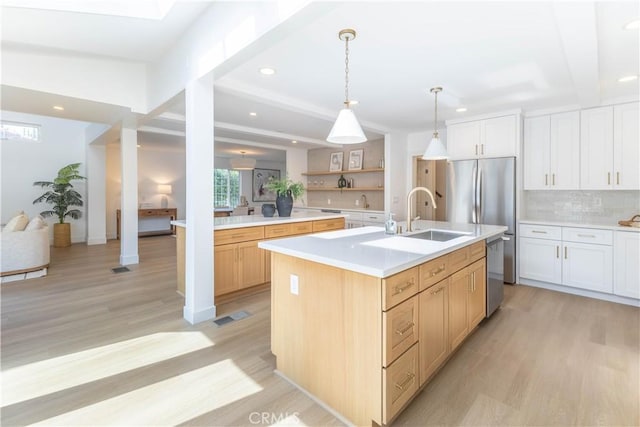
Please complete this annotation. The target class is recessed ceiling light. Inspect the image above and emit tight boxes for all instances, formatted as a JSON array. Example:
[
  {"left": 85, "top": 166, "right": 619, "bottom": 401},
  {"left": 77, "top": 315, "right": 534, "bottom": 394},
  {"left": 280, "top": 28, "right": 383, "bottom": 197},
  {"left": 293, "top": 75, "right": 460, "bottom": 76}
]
[
  {"left": 348, "top": 100, "right": 359, "bottom": 105},
  {"left": 291, "top": 140, "right": 297, "bottom": 144},
  {"left": 624, "top": 18, "right": 640, "bottom": 30},
  {"left": 456, "top": 107, "right": 467, "bottom": 113},
  {"left": 249, "top": 112, "right": 257, "bottom": 116},
  {"left": 259, "top": 67, "right": 276, "bottom": 75},
  {"left": 53, "top": 105, "right": 64, "bottom": 111},
  {"left": 618, "top": 75, "right": 638, "bottom": 83}
]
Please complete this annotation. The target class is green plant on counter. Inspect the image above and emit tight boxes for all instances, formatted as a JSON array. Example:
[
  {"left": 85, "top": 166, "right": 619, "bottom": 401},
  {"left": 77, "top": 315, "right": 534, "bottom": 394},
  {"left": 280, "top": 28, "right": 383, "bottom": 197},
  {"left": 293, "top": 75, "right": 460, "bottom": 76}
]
[{"left": 265, "top": 176, "right": 305, "bottom": 200}]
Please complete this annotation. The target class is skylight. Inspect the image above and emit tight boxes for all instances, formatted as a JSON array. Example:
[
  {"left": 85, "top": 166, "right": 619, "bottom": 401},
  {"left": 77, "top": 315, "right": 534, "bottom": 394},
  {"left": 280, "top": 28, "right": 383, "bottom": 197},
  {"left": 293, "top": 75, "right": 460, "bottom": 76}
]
[{"left": 1, "top": 0, "right": 177, "bottom": 20}]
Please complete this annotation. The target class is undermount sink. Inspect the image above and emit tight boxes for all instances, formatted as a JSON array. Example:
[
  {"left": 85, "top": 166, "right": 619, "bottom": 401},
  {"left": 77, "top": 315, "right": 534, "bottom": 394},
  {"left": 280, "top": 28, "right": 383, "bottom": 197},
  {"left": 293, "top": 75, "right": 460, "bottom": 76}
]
[{"left": 405, "top": 229, "right": 472, "bottom": 242}]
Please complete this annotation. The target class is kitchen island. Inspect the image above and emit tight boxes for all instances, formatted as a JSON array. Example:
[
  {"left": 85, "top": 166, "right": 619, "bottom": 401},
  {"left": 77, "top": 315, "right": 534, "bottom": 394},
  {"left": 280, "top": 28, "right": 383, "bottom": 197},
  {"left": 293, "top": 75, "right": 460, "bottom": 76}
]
[
  {"left": 259, "top": 221, "right": 507, "bottom": 426},
  {"left": 172, "top": 212, "right": 346, "bottom": 299}
]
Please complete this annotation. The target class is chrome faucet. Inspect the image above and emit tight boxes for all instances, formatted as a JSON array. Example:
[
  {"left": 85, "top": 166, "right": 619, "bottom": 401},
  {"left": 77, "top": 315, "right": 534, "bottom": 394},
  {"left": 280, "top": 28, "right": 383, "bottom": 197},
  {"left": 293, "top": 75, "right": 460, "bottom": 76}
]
[
  {"left": 360, "top": 194, "right": 370, "bottom": 209},
  {"left": 406, "top": 187, "right": 437, "bottom": 232}
]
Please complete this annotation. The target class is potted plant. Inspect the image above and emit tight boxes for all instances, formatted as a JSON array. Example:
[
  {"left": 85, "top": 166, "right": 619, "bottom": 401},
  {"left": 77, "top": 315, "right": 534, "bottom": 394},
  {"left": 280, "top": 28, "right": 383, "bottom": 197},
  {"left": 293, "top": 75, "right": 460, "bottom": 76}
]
[
  {"left": 33, "top": 163, "right": 86, "bottom": 247},
  {"left": 265, "top": 176, "right": 305, "bottom": 217}
]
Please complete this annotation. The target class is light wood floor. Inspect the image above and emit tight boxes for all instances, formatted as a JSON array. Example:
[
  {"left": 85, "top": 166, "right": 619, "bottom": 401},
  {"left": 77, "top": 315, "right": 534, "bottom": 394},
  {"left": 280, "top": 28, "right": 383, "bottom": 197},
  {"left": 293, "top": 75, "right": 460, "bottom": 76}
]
[{"left": 1, "top": 237, "right": 638, "bottom": 426}]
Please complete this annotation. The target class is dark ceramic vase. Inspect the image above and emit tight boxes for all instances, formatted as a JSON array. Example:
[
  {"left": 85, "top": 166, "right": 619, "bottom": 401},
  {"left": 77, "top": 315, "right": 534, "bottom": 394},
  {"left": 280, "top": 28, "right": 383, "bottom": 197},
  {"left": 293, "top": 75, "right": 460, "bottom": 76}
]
[
  {"left": 261, "top": 203, "right": 276, "bottom": 217},
  {"left": 275, "top": 190, "right": 293, "bottom": 217}
]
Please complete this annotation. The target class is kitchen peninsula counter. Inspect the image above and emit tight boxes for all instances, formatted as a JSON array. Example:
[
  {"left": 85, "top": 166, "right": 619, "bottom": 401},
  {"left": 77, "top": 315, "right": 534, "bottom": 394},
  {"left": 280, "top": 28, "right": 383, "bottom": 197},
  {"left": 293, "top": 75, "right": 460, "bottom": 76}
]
[
  {"left": 171, "top": 210, "right": 348, "bottom": 230},
  {"left": 261, "top": 221, "right": 506, "bottom": 426}
]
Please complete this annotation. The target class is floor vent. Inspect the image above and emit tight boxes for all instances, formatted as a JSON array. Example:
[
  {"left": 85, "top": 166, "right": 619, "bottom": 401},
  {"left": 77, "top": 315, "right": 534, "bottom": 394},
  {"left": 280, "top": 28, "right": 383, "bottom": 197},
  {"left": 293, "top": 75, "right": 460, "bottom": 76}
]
[
  {"left": 111, "top": 266, "right": 130, "bottom": 274},
  {"left": 213, "top": 310, "right": 251, "bottom": 327}
]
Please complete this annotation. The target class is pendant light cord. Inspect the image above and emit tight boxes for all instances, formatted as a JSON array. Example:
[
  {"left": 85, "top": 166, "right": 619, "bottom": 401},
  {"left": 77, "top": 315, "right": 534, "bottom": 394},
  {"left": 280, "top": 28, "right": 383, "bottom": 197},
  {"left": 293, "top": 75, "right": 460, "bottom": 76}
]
[
  {"left": 344, "top": 35, "right": 350, "bottom": 107},
  {"left": 433, "top": 89, "right": 439, "bottom": 138}
]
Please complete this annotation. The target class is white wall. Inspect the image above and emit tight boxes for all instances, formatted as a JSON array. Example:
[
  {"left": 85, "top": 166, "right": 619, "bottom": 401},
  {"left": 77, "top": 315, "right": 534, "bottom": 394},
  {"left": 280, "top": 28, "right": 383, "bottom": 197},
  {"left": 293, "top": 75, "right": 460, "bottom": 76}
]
[{"left": 1, "top": 110, "right": 89, "bottom": 243}]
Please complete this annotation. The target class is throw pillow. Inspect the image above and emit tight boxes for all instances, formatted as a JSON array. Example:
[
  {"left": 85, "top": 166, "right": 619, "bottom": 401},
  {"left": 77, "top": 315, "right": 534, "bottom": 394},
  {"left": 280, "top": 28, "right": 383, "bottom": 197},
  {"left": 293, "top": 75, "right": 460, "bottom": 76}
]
[
  {"left": 25, "top": 215, "right": 46, "bottom": 231},
  {"left": 4, "top": 213, "right": 29, "bottom": 232}
]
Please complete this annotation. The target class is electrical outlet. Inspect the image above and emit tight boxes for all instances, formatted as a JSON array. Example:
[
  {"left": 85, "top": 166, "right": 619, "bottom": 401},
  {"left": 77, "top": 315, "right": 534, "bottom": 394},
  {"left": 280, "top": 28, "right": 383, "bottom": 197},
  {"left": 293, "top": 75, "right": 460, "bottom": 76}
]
[
  {"left": 327, "top": 199, "right": 331, "bottom": 205},
  {"left": 393, "top": 196, "right": 399, "bottom": 204},
  {"left": 290, "top": 274, "right": 299, "bottom": 295},
  {"left": 355, "top": 199, "right": 359, "bottom": 206}
]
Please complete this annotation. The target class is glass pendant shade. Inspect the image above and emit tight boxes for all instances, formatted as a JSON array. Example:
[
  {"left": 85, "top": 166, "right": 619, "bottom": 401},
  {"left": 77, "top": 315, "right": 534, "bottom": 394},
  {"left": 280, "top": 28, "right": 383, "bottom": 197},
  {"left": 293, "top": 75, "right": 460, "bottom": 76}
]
[
  {"left": 230, "top": 156, "right": 256, "bottom": 170},
  {"left": 422, "top": 135, "right": 449, "bottom": 160},
  {"left": 327, "top": 108, "right": 367, "bottom": 144}
]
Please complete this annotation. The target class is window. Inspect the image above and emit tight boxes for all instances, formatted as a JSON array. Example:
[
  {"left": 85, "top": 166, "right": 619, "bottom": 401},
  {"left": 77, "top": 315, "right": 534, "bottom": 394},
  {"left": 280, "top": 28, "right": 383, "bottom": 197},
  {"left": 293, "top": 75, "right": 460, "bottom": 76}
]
[
  {"left": 0, "top": 121, "right": 41, "bottom": 142},
  {"left": 214, "top": 169, "right": 240, "bottom": 208}
]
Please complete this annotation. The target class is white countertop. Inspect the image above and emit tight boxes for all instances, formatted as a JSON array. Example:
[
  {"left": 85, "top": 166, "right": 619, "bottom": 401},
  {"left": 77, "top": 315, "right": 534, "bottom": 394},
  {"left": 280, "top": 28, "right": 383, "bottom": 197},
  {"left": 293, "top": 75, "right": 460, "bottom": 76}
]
[
  {"left": 520, "top": 219, "right": 640, "bottom": 232},
  {"left": 259, "top": 220, "right": 507, "bottom": 278},
  {"left": 171, "top": 211, "right": 349, "bottom": 230}
]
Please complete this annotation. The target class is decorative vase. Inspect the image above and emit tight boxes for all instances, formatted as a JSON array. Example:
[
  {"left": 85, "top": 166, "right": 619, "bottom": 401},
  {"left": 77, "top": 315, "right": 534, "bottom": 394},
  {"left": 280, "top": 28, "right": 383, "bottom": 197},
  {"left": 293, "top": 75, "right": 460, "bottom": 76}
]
[
  {"left": 338, "top": 174, "right": 347, "bottom": 189},
  {"left": 261, "top": 203, "right": 276, "bottom": 217},
  {"left": 275, "top": 190, "right": 293, "bottom": 217},
  {"left": 53, "top": 222, "right": 71, "bottom": 248}
]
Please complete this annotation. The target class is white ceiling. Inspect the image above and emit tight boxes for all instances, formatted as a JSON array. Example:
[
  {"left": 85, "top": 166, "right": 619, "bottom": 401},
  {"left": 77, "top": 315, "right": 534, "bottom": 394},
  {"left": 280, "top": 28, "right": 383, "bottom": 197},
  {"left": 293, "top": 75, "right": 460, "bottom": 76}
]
[{"left": 1, "top": 1, "right": 638, "bottom": 153}]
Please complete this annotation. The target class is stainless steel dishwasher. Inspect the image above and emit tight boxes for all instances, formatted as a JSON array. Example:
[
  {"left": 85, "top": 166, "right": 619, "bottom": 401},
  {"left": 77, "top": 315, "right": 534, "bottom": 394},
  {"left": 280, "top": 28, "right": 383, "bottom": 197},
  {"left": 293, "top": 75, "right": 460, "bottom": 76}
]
[{"left": 486, "top": 235, "right": 506, "bottom": 317}]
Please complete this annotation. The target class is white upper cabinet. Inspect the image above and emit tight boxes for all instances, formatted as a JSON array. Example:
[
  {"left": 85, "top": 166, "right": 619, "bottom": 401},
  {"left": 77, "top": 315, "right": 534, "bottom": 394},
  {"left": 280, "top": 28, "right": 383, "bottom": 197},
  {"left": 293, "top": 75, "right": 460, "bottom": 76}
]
[
  {"left": 447, "top": 114, "right": 517, "bottom": 160},
  {"left": 524, "top": 111, "right": 580, "bottom": 190},
  {"left": 580, "top": 103, "right": 639, "bottom": 190}
]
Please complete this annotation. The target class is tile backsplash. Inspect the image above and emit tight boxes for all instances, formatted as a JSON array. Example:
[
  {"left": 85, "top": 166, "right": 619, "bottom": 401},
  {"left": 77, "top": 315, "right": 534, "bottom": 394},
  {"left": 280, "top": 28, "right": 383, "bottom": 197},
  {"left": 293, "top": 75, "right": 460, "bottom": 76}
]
[{"left": 523, "top": 190, "right": 640, "bottom": 225}]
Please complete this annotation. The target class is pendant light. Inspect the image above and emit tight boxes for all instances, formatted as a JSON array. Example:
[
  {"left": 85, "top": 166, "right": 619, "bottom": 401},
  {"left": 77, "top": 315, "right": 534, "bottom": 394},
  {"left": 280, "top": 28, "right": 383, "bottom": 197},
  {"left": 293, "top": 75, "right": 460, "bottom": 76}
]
[
  {"left": 327, "top": 29, "right": 367, "bottom": 144},
  {"left": 230, "top": 151, "right": 256, "bottom": 170},
  {"left": 422, "top": 87, "right": 449, "bottom": 160}
]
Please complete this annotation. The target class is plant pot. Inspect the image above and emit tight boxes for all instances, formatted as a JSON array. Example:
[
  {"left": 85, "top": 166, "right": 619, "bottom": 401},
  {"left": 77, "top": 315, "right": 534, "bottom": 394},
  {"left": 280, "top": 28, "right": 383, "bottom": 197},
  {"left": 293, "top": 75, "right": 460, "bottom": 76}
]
[
  {"left": 261, "top": 203, "right": 276, "bottom": 217},
  {"left": 275, "top": 190, "right": 293, "bottom": 217},
  {"left": 53, "top": 223, "right": 71, "bottom": 248}
]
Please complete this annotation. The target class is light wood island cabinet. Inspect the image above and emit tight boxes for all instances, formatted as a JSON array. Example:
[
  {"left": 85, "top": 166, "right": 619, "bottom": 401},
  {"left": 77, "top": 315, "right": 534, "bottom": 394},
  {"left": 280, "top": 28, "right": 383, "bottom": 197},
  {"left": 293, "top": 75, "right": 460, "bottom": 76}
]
[{"left": 270, "top": 239, "right": 487, "bottom": 426}]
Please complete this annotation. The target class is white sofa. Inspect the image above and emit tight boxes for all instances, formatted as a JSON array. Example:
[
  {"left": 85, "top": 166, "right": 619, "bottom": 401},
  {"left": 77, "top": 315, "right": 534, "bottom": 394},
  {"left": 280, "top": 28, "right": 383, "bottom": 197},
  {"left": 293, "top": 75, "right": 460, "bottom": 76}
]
[{"left": 1, "top": 226, "right": 50, "bottom": 282}]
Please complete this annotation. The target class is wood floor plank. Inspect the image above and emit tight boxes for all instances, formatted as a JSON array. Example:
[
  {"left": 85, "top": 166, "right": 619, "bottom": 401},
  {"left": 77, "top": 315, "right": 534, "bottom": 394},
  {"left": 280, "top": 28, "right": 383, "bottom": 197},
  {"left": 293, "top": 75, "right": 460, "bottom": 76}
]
[{"left": 2, "top": 237, "right": 638, "bottom": 426}]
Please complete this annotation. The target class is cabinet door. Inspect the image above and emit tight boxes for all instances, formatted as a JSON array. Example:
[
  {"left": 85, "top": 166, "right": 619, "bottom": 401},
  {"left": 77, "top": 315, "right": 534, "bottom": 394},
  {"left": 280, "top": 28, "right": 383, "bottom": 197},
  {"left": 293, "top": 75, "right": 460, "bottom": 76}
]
[
  {"left": 613, "top": 102, "right": 640, "bottom": 190},
  {"left": 237, "top": 240, "right": 266, "bottom": 289},
  {"left": 214, "top": 244, "right": 239, "bottom": 296},
  {"left": 419, "top": 278, "right": 449, "bottom": 385},
  {"left": 447, "top": 121, "right": 481, "bottom": 160},
  {"left": 468, "top": 259, "right": 486, "bottom": 330},
  {"left": 448, "top": 268, "right": 469, "bottom": 351},
  {"left": 482, "top": 115, "right": 517, "bottom": 158},
  {"left": 614, "top": 231, "right": 640, "bottom": 299},
  {"left": 562, "top": 242, "right": 613, "bottom": 293},
  {"left": 550, "top": 111, "right": 580, "bottom": 189},
  {"left": 524, "top": 116, "right": 550, "bottom": 190},
  {"left": 519, "top": 237, "right": 562, "bottom": 284},
  {"left": 580, "top": 106, "right": 614, "bottom": 190}
]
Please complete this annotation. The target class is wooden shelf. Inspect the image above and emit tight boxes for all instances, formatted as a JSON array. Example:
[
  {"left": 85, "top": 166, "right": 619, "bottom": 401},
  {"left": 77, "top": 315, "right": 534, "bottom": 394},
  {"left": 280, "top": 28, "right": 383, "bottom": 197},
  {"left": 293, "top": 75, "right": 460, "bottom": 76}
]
[
  {"left": 302, "top": 168, "right": 384, "bottom": 176},
  {"left": 306, "top": 187, "right": 384, "bottom": 192}
]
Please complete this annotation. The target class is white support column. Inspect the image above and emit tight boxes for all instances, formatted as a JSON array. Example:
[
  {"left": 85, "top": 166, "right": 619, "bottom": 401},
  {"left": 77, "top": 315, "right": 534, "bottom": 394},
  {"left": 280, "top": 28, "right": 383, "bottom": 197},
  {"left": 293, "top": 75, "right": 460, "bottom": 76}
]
[
  {"left": 120, "top": 126, "right": 139, "bottom": 265},
  {"left": 183, "top": 74, "right": 216, "bottom": 324},
  {"left": 86, "top": 144, "right": 107, "bottom": 245}
]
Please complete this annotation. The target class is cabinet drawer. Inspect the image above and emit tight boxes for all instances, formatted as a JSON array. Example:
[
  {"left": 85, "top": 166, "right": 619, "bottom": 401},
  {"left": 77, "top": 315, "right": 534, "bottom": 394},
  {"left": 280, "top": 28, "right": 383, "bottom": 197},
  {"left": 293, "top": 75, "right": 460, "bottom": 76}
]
[
  {"left": 264, "top": 224, "right": 292, "bottom": 238},
  {"left": 562, "top": 227, "right": 612, "bottom": 245},
  {"left": 382, "top": 267, "right": 419, "bottom": 310},
  {"left": 520, "top": 224, "right": 561, "bottom": 240},
  {"left": 448, "top": 246, "right": 471, "bottom": 273},
  {"left": 469, "top": 241, "right": 485, "bottom": 263},
  {"left": 312, "top": 218, "right": 345, "bottom": 232},
  {"left": 383, "top": 296, "right": 418, "bottom": 367},
  {"left": 289, "top": 221, "right": 312, "bottom": 235},
  {"left": 420, "top": 255, "right": 449, "bottom": 291},
  {"left": 215, "top": 226, "right": 264, "bottom": 246},
  {"left": 362, "top": 212, "right": 386, "bottom": 223},
  {"left": 382, "top": 343, "right": 419, "bottom": 424}
]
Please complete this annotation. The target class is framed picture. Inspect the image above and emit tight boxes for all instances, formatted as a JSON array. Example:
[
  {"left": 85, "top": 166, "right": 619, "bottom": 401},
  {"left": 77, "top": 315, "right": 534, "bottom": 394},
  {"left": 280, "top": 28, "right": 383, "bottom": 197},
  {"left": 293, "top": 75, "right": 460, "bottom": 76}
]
[
  {"left": 252, "top": 168, "right": 280, "bottom": 202},
  {"left": 348, "top": 149, "right": 364, "bottom": 170},
  {"left": 329, "top": 152, "right": 344, "bottom": 171}
]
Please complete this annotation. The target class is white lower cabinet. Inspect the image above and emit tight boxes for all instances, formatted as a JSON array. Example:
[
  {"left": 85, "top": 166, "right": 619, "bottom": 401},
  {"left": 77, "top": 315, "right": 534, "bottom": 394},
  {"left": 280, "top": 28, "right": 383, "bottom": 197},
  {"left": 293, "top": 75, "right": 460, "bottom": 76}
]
[
  {"left": 562, "top": 242, "right": 612, "bottom": 293},
  {"left": 614, "top": 231, "right": 640, "bottom": 299},
  {"left": 520, "top": 237, "right": 562, "bottom": 284}
]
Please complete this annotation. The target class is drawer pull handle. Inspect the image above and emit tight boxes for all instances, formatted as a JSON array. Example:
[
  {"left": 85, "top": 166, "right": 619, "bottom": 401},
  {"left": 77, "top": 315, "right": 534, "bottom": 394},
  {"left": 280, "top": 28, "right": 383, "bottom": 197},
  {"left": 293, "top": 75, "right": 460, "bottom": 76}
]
[
  {"left": 393, "top": 280, "right": 414, "bottom": 295},
  {"left": 430, "top": 264, "right": 446, "bottom": 277},
  {"left": 395, "top": 322, "right": 415, "bottom": 336},
  {"left": 608, "top": 172, "right": 611, "bottom": 185},
  {"left": 475, "top": 145, "right": 478, "bottom": 155},
  {"left": 556, "top": 246, "right": 559, "bottom": 258},
  {"left": 577, "top": 234, "right": 595, "bottom": 238},
  {"left": 531, "top": 230, "right": 547, "bottom": 234},
  {"left": 564, "top": 247, "right": 568, "bottom": 259},
  {"left": 617, "top": 172, "right": 620, "bottom": 185},
  {"left": 395, "top": 373, "right": 416, "bottom": 392},
  {"left": 545, "top": 174, "right": 548, "bottom": 186}
]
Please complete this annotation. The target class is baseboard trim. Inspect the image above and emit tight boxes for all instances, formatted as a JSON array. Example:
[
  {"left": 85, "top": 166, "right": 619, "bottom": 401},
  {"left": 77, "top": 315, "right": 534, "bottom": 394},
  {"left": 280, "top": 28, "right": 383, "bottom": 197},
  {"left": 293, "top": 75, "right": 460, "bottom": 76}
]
[
  {"left": 519, "top": 278, "right": 640, "bottom": 307},
  {"left": 87, "top": 237, "right": 107, "bottom": 245},
  {"left": 183, "top": 305, "right": 216, "bottom": 325},
  {"left": 119, "top": 254, "right": 139, "bottom": 265}
]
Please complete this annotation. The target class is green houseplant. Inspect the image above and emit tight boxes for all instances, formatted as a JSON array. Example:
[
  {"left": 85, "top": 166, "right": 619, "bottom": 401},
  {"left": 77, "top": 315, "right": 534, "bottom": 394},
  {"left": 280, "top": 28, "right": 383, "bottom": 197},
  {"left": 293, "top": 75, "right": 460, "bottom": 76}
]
[
  {"left": 264, "top": 176, "right": 305, "bottom": 217},
  {"left": 33, "top": 163, "right": 86, "bottom": 247}
]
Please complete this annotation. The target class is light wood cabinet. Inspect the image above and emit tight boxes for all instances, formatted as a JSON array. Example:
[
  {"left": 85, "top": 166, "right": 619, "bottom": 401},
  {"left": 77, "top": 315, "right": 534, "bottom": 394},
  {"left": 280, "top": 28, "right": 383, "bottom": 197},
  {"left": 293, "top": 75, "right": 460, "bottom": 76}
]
[
  {"left": 214, "top": 240, "right": 266, "bottom": 296},
  {"left": 524, "top": 111, "right": 580, "bottom": 190},
  {"left": 214, "top": 243, "right": 241, "bottom": 295},
  {"left": 419, "top": 278, "right": 449, "bottom": 385},
  {"left": 383, "top": 296, "right": 418, "bottom": 367},
  {"left": 614, "top": 231, "right": 640, "bottom": 299},
  {"left": 447, "top": 115, "right": 517, "bottom": 160},
  {"left": 468, "top": 259, "right": 487, "bottom": 330},
  {"left": 448, "top": 267, "right": 469, "bottom": 351},
  {"left": 580, "top": 103, "right": 639, "bottom": 190},
  {"left": 382, "top": 343, "right": 419, "bottom": 424}
]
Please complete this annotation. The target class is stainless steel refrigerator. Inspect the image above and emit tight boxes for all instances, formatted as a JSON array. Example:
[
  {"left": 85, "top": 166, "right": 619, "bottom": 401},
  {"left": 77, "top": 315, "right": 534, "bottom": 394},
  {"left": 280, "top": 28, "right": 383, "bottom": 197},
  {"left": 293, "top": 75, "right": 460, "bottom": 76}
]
[{"left": 446, "top": 157, "right": 516, "bottom": 284}]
